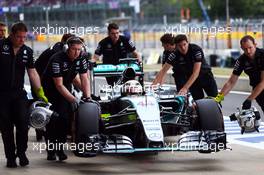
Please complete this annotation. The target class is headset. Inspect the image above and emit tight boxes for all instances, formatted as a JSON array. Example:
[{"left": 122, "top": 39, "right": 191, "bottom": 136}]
[{"left": 63, "top": 36, "right": 87, "bottom": 53}]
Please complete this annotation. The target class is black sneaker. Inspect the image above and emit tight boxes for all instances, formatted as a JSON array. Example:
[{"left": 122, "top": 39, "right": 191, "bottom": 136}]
[
  {"left": 18, "top": 154, "right": 29, "bottom": 167},
  {"left": 6, "top": 159, "right": 17, "bottom": 168},
  {"left": 47, "top": 151, "right": 56, "bottom": 161},
  {"left": 56, "top": 151, "right": 67, "bottom": 161}
]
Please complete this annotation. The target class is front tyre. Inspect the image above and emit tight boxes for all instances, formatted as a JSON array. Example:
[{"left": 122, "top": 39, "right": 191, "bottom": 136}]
[{"left": 196, "top": 99, "right": 224, "bottom": 131}]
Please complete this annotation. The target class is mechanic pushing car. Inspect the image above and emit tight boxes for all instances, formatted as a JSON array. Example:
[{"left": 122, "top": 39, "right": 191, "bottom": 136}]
[
  {"left": 0, "top": 22, "right": 48, "bottom": 168},
  {"left": 160, "top": 33, "right": 186, "bottom": 89},
  {"left": 215, "top": 35, "right": 264, "bottom": 112},
  {"left": 41, "top": 36, "right": 91, "bottom": 161},
  {"left": 33, "top": 33, "right": 76, "bottom": 142},
  {"left": 92, "top": 23, "right": 141, "bottom": 86},
  {"left": 152, "top": 34, "right": 218, "bottom": 100}
]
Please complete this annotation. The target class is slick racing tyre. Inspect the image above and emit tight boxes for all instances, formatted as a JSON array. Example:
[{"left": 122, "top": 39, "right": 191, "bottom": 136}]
[
  {"left": 74, "top": 101, "right": 101, "bottom": 157},
  {"left": 196, "top": 98, "right": 224, "bottom": 131},
  {"left": 196, "top": 99, "right": 225, "bottom": 153}
]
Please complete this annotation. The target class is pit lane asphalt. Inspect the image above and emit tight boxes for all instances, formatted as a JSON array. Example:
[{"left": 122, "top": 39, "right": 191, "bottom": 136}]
[{"left": 0, "top": 77, "right": 263, "bottom": 175}]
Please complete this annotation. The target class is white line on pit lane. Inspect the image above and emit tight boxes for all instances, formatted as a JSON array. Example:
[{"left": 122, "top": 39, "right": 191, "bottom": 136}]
[{"left": 227, "top": 91, "right": 250, "bottom": 95}]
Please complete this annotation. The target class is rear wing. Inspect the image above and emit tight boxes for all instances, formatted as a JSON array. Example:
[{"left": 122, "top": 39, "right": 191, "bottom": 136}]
[{"left": 93, "top": 63, "right": 142, "bottom": 77}]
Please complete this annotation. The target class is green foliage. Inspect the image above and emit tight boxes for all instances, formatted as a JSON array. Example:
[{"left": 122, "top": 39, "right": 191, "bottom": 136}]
[
  {"left": 180, "top": 0, "right": 203, "bottom": 20},
  {"left": 140, "top": 0, "right": 182, "bottom": 22},
  {"left": 141, "top": 0, "right": 203, "bottom": 22},
  {"left": 141, "top": 0, "right": 264, "bottom": 22},
  {"left": 204, "top": 0, "right": 264, "bottom": 19}
]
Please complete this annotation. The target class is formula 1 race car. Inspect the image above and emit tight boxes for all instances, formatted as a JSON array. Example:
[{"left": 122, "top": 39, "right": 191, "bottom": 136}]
[{"left": 73, "top": 58, "right": 227, "bottom": 156}]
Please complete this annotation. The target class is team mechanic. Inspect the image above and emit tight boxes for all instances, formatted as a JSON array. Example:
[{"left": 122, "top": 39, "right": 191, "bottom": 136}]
[
  {"left": 152, "top": 34, "right": 218, "bottom": 100},
  {"left": 42, "top": 36, "right": 90, "bottom": 161},
  {"left": 215, "top": 35, "right": 264, "bottom": 112},
  {"left": 159, "top": 33, "right": 185, "bottom": 88},
  {"left": 33, "top": 33, "right": 76, "bottom": 141},
  {"left": 0, "top": 22, "right": 48, "bottom": 168},
  {"left": 92, "top": 23, "right": 141, "bottom": 86}
]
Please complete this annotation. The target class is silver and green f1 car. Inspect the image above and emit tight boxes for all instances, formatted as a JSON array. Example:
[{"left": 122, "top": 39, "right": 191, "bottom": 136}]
[{"left": 73, "top": 58, "right": 227, "bottom": 157}]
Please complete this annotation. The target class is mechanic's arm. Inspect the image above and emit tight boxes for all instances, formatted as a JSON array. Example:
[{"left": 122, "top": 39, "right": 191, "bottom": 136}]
[
  {"left": 214, "top": 73, "right": 239, "bottom": 103},
  {"left": 178, "top": 62, "right": 201, "bottom": 95},
  {"left": 247, "top": 71, "right": 264, "bottom": 100},
  {"left": 220, "top": 74, "right": 239, "bottom": 95},
  {"left": 131, "top": 50, "right": 142, "bottom": 62},
  {"left": 92, "top": 54, "right": 100, "bottom": 62},
  {"left": 93, "top": 42, "right": 103, "bottom": 62},
  {"left": 27, "top": 68, "right": 41, "bottom": 90},
  {"left": 79, "top": 72, "right": 91, "bottom": 98},
  {"left": 28, "top": 68, "right": 48, "bottom": 103},
  {"left": 152, "top": 63, "right": 172, "bottom": 85},
  {"left": 53, "top": 77, "right": 76, "bottom": 103},
  {"left": 72, "top": 74, "right": 82, "bottom": 90}
]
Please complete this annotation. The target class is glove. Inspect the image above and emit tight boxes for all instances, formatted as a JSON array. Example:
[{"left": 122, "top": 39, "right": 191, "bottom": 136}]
[
  {"left": 34, "top": 86, "right": 48, "bottom": 103},
  {"left": 71, "top": 98, "right": 81, "bottom": 112},
  {"left": 81, "top": 96, "right": 91, "bottom": 102},
  {"left": 214, "top": 93, "right": 224, "bottom": 103},
  {"left": 242, "top": 99, "right": 252, "bottom": 109}
]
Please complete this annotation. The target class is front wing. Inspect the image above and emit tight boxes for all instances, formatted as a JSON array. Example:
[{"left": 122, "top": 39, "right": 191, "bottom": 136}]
[{"left": 75, "top": 131, "right": 228, "bottom": 156}]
